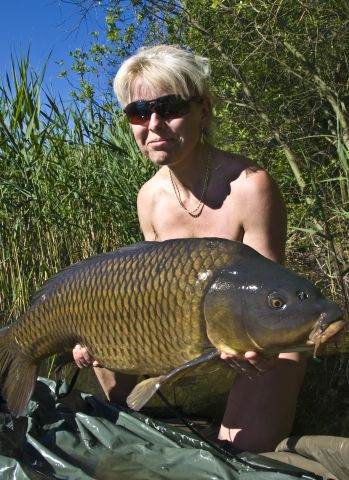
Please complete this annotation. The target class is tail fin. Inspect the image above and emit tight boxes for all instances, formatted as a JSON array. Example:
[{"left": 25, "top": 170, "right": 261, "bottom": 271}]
[{"left": 0, "top": 327, "right": 38, "bottom": 417}]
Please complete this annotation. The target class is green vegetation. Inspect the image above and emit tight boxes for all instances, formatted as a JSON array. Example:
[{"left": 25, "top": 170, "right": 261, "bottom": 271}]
[{"left": 0, "top": 54, "right": 155, "bottom": 323}]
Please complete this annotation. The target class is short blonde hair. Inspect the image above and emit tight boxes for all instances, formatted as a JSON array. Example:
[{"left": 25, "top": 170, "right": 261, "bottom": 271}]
[{"left": 113, "top": 44, "right": 212, "bottom": 107}]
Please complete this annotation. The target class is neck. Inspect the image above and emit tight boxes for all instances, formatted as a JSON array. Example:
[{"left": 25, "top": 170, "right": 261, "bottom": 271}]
[
  {"left": 168, "top": 145, "right": 213, "bottom": 218},
  {"left": 169, "top": 143, "right": 212, "bottom": 192}
]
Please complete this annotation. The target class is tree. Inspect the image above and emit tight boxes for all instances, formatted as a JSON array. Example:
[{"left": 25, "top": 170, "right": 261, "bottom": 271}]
[{"left": 63, "top": 0, "right": 348, "bottom": 304}]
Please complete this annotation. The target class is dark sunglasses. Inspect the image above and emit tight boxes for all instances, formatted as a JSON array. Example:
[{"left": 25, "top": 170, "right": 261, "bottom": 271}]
[{"left": 123, "top": 94, "right": 199, "bottom": 126}]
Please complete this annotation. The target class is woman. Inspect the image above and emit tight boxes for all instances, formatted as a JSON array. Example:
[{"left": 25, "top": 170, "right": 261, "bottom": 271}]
[{"left": 74, "top": 44, "right": 307, "bottom": 453}]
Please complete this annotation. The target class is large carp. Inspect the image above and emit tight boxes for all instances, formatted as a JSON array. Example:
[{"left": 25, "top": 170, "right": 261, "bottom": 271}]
[{"left": 0, "top": 238, "right": 344, "bottom": 417}]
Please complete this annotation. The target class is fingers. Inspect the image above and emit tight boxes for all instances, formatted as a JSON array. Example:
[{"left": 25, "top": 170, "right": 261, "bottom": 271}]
[
  {"left": 72, "top": 344, "right": 100, "bottom": 368},
  {"left": 221, "top": 351, "right": 278, "bottom": 378},
  {"left": 223, "top": 357, "right": 258, "bottom": 379},
  {"left": 244, "top": 351, "right": 279, "bottom": 373}
]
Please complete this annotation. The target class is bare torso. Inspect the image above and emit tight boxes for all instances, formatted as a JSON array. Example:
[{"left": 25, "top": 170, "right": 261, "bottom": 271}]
[{"left": 138, "top": 148, "right": 286, "bottom": 263}]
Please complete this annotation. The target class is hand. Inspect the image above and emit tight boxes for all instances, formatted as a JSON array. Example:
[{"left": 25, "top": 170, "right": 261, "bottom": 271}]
[
  {"left": 72, "top": 344, "right": 101, "bottom": 368},
  {"left": 220, "top": 351, "right": 278, "bottom": 378}
]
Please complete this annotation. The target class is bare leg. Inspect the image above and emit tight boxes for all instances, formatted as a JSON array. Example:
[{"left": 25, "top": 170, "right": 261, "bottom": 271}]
[
  {"left": 93, "top": 367, "right": 137, "bottom": 405},
  {"left": 218, "top": 352, "right": 307, "bottom": 453}
]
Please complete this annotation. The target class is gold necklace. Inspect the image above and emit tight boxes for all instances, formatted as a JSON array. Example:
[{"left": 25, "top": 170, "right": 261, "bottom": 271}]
[{"left": 168, "top": 150, "right": 212, "bottom": 218}]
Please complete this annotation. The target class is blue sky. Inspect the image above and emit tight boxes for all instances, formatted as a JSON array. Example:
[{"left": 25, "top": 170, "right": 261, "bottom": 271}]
[{"left": 1, "top": 0, "right": 107, "bottom": 103}]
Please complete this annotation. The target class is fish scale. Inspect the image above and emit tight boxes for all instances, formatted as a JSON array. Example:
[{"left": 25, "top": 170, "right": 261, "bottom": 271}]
[{"left": 0, "top": 237, "right": 344, "bottom": 416}]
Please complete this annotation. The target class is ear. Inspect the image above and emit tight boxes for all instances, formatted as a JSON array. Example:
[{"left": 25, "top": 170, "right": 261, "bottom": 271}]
[{"left": 200, "top": 97, "right": 212, "bottom": 129}]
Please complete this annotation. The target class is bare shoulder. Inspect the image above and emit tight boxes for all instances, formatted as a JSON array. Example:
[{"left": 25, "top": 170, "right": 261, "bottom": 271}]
[
  {"left": 235, "top": 163, "right": 286, "bottom": 225},
  {"left": 137, "top": 168, "right": 166, "bottom": 205},
  {"left": 137, "top": 168, "right": 168, "bottom": 240},
  {"left": 214, "top": 149, "right": 286, "bottom": 262},
  {"left": 215, "top": 150, "right": 282, "bottom": 201},
  {"left": 212, "top": 150, "right": 259, "bottom": 185},
  {"left": 237, "top": 163, "right": 282, "bottom": 200}
]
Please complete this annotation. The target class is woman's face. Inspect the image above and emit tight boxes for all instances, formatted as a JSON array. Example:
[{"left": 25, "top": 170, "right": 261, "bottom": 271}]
[{"left": 126, "top": 84, "right": 210, "bottom": 168}]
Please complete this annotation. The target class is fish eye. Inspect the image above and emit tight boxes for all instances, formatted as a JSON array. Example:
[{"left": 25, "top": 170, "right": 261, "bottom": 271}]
[
  {"left": 297, "top": 290, "right": 309, "bottom": 301},
  {"left": 268, "top": 292, "right": 285, "bottom": 309}
]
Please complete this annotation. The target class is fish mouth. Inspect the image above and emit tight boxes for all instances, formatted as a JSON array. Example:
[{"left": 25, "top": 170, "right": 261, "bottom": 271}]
[{"left": 308, "top": 319, "right": 346, "bottom": 358}]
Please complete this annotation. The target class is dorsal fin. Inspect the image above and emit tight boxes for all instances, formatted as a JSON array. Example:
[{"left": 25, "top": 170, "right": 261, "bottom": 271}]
[{"left": 30, "top": 241, "right": 158, "bottom": 305}]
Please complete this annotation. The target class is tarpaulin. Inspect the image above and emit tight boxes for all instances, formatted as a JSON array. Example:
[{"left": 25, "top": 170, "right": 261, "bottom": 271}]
[{"left": 0, "top": 377, "right": 326, "bottom": 480}]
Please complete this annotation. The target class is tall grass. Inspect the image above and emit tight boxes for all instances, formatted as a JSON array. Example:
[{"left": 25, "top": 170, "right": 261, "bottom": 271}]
[
  {"left": 0, "top": 54, "right": 155, "bottom": 324},
  {"left": 284, "top": 127, "right": 349, "bottom": 437},
  {"left": 281, "top": 122, "right": 349, "bottom": 323}
]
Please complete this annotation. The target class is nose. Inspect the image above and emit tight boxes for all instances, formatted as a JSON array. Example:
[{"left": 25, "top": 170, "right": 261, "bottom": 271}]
[{"left": 148, "top": 112, "right": 164, "bottom": 130}]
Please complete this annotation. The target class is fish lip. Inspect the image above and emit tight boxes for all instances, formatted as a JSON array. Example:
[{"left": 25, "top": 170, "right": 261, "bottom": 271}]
[
  {"left": 309, "top": 317, "right": 345, "bottom": 342},
  {"left": 309, "top": 319, "right": 346, "bottom": 357}
]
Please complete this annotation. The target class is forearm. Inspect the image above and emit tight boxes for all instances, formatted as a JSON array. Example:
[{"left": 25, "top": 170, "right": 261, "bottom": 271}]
[{"left": 219, "top": 353, "right": 307, "bottom": 452}]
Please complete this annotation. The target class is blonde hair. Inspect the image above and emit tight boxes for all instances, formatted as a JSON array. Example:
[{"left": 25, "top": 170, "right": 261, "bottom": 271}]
[{"left": 113, "top": 44, "right": 212, "bottom": 107}]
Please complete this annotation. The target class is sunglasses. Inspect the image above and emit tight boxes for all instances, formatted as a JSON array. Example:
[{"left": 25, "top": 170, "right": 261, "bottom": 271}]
[{"left": 123, "top": 94, "right": 199, "bottom": 126}]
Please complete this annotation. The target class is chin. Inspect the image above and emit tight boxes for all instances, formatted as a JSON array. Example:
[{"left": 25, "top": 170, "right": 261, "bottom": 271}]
[{"left": 149, "top": 153, "right": 173, "bottom": 167}]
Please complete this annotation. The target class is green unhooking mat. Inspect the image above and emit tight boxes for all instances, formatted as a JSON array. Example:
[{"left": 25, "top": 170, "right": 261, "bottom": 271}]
[{"left": 0, "top": 377, "right": 337, "bottom": 480}]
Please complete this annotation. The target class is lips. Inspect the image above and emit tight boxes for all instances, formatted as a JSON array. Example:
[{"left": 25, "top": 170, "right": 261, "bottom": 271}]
[{"left": 148, "top": 138, "right": 171, "bottom": 145}]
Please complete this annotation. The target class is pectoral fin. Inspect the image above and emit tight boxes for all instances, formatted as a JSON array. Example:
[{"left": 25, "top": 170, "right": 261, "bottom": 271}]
[
  {"left": 126, "top": 348, "right": 220, "bottom": 411},
  {"left": 126, "top": 376, "right": 163, "bottom": 411}
]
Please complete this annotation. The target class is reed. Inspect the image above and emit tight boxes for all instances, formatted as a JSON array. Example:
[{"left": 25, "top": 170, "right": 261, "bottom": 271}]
[
  {"left": 0, "top": 53, "right": 154, "bottom": 324},
  {"left": 287, "top": 126, "right": 348, "bottom": 317},
  {"left": 284, "top": 124, "right": 349, "bottom": 438}
]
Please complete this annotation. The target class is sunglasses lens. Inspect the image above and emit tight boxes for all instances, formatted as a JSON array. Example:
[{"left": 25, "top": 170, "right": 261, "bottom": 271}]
[
  {"left": 124, "top": 101, "right": 151, "bottom": 125},
  {"left": 157, "top": 98, "right": 190, "bottom": 119},
  {"left": 124, "top": 95, "right": 192, "bottom": 125}
]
